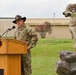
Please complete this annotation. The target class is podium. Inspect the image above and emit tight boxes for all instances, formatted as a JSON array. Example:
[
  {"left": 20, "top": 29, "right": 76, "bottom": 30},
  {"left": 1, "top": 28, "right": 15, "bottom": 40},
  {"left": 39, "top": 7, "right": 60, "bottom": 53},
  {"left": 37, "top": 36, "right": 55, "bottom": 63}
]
[{"left": 0, "top": 39, "right": 27, "bottom": 75}]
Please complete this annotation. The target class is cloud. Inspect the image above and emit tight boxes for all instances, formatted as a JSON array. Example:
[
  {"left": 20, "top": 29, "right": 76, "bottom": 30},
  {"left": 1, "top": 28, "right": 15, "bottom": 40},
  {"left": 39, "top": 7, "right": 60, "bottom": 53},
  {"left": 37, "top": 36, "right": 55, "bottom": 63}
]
[
  {"left": 69, "top": 0, "right": 76, "bottom": 4},
  {"left": 0, "top": 0, "right": 76, "bottom": 18}
]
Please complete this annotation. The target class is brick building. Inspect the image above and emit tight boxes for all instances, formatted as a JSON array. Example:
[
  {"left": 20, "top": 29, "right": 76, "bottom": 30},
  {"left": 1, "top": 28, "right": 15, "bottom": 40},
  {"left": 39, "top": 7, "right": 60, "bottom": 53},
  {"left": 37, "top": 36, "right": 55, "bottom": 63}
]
[{"left": 0, "top": 17, "right": 71, "bottom": 39}]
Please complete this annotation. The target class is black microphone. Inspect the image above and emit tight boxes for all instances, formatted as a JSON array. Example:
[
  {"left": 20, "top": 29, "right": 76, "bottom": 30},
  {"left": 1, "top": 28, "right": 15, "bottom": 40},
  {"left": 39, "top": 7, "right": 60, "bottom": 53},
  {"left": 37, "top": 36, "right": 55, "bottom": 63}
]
[
  {"left": 8, "top": 26, "right": 16, "bottom": 31},
  {"left": 1, "top": 26, "right": 16, "bottom": 37},
  {"left": 12, "top": 26, "right": 15, "bottom": 29}
]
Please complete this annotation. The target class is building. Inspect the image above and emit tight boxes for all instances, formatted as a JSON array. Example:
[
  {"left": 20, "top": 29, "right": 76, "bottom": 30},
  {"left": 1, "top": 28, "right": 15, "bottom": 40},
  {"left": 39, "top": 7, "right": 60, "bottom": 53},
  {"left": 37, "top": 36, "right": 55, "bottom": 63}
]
[{"left": 0, "top": 17, "right": 71, "bottom": 39}]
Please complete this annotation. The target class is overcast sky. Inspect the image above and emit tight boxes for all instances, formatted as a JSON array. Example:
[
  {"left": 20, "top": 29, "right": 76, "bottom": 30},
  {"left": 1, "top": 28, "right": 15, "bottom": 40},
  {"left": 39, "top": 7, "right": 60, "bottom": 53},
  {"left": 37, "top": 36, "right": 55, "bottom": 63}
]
[{"left": 0, "top": 0, "right": 76, "bottom": 18}]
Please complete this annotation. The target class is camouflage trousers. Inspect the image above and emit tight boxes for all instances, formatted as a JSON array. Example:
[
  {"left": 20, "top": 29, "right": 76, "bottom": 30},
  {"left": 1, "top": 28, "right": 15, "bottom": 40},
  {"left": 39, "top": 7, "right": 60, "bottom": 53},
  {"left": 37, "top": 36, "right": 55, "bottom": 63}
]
[{"left": 21, "top": 50, "right": 32, "bottom": 75}]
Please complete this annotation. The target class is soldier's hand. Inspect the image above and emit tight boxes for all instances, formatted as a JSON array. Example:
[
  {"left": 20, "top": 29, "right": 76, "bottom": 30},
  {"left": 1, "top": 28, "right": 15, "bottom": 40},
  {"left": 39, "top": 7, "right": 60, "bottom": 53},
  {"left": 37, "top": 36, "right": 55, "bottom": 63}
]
[{"left": 27, "top": 46, "right": 30, "bottom": 51}]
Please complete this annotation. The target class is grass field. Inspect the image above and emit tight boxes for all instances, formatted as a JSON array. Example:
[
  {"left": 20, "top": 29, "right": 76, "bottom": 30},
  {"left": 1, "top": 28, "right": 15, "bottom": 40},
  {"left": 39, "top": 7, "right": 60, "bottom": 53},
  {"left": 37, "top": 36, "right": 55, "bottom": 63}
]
[{"left": 31, "top": 39, "right": 73, "bottom": 75}]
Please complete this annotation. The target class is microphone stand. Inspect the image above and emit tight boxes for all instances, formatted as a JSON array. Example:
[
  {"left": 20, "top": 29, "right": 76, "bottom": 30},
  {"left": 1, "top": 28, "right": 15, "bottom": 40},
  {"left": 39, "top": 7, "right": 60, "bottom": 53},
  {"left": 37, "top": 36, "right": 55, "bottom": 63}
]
[
  {"left": 0, "top": 28, "right": 10, "bottom": 46},
  {"left": 0, "top": 35, "right": 2, "bottom": 46},
  {"left": 0, "top": 29, "right": 10, "bottom": 37},
  {"left": 0, "top": 26, "right": 15, "bottom": 47}
]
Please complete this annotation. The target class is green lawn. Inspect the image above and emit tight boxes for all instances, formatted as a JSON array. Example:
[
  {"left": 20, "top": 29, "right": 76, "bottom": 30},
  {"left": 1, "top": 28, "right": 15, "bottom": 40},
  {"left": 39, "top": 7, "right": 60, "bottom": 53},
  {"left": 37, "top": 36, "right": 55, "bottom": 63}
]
[{"left": 31, "top": 39, "right": 73, "bottom": 75}]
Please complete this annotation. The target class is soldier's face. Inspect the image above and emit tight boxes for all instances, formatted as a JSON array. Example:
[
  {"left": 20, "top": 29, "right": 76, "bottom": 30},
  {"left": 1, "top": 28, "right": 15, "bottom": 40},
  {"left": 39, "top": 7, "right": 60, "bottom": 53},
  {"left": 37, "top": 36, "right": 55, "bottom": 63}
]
[{"left": 16, "top": 19, "right": 24, "bottom": 27}]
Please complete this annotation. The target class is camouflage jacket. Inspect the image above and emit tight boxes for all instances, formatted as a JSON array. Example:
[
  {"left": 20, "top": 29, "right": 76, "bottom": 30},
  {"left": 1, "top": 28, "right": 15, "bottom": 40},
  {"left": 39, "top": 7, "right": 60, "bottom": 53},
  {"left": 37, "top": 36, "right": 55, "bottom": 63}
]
[{"left": 14, "top": 23, "right": 38, "bottom": 49}]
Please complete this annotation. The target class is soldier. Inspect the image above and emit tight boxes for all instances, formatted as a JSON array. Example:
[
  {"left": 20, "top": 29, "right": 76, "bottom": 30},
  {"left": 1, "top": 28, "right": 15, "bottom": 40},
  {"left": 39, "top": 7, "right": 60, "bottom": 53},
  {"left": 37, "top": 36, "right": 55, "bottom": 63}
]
[{"left": 12, "top": 15, "right": 38, "bottom": 75}]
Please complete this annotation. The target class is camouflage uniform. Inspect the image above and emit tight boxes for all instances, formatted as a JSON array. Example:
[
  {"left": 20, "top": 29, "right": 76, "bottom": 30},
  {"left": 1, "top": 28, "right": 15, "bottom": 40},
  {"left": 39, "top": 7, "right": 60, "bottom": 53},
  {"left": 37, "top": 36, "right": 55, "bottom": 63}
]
[{"left": 14, "top": 23, "right": 38, "bottom": 75}]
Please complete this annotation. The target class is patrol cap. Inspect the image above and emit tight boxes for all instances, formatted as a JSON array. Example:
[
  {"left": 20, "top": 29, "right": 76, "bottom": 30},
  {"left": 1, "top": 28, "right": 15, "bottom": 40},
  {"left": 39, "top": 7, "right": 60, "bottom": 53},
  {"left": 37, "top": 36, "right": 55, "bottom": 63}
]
[{"left": 13, "top": 15, "right": 26, "bottom": 24}]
